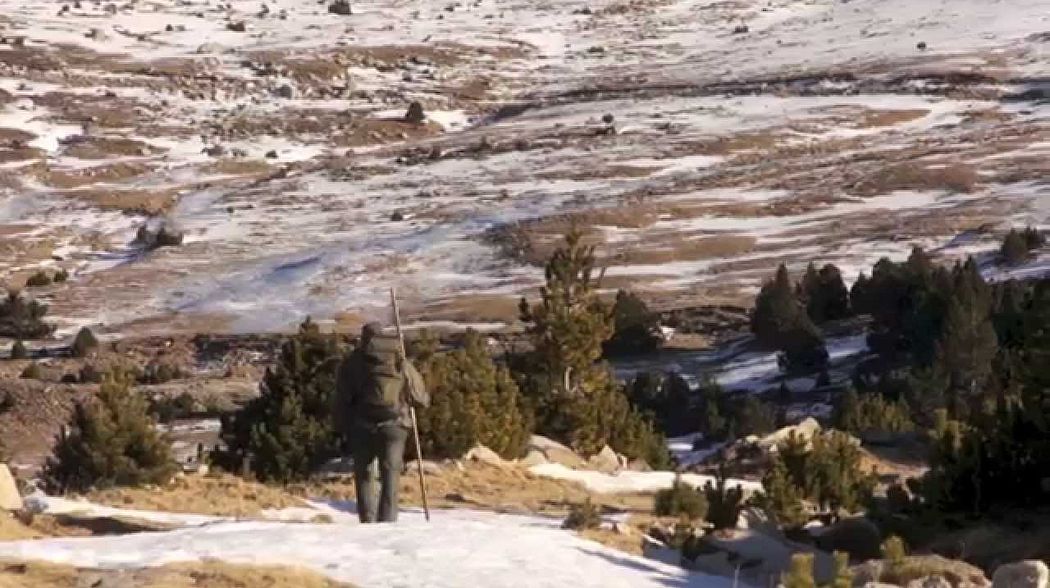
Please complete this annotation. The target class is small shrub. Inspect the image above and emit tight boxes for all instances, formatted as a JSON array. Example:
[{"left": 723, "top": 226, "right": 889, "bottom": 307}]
[
  {"left": 9, "top": 340, "right": 27, "bottom": 360},
  {"left": 0, "top": 291, "right": 54, "bottom": 340},
  {"left": 42, "top": 372, "right": 177, "bottom": 493},
  {"left": 71, "top": 327, "right": 99, "bottom": 358},
  {"left": 603, "top": 290, "right": 663, "bottom": 357},
  {"left": 20, "top": 362, "right": 41, "bottom": 380},
  {"left": 52, "top": 269, "right": 69, "bottom": 283},
  {"left": 782, "top": 552, "right": 816, "bottom": 588},
  {"left": 25, "top": 271, "right": 52, "bottom": 288},
  {"left": 882, "top": 535, "right": 907, "bottom": 577},
  {"left": 654, "top": 478, "right": 708, "bottom": 521},
  {"left": 563, "top": 499, "right": 602, "bottom": 530},
  {"left": 703, "top": 465, "right": 745, "bottom": 530},
  {"left": 149, "top": 392, "right": 199, "bottom": 423},
  {"left": 1000, "top": 227, "right": 1045, "bottom": 265},
  {"left": 832, "top": 551, "right": 853, "bottom": 588},
  {"left": 138, "top": 362, "right": 185, "bottom": 385}
]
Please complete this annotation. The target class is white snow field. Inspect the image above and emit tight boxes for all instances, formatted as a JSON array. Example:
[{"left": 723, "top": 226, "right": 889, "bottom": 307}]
[
  {"left": 0, "top": 503, "right": 736, "bottom": 588},
  {"left": 529, "top": 462, "right": 763, "bottom": 495},
  {"left": 0, "top": 0, "right": 1046, "bottom": 334}
]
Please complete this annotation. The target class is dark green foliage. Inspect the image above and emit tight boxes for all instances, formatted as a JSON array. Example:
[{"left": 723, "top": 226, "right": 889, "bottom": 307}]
[
  {"left": 42, "top": 372, "right": 177, "bottom": 493},
  {"left": 724, "top": 395, "right": 777, "bottom": 440},
  {"left": 149, "top": 392, "right": 199, "bottom": 423},
  {"left": 797, "top": 263, "right": 852, "bottom": 323},
  {"left": 1000, "top": 227, "right": 1044, "bottom": 266},
  {"left": 78, "top": 363, "right": 103, "bottom": 383},
  {"left": 518, "top": 231, "right": 669, "bottom": 466},
  {"left": 627, "top": 371, "right": 693, "bottom": 437},
  {"left": 782, "top": 553, "right": 816, "bottom": 588},
  {"left": 833, "top": 389, "right": 914, "bottom": 436},
  {"left": 703, "top": 466, "right": 745, "bottom": 530},
  {"left": 694, "top": 377, "right": 727, "bottom": 441},
  {"left": 751, "top": 265, "right": 829, "bottom": 374},
  {"left": 25, "top": 271, "right": 52, "bottom": 287},
  {"left": 415, "top": 329, "right": 531, "bottom": 459},
  {"left": 216, "top": 318, "right": 342, "bottom": 483},
  {"left": 654, "top": 478, "right": 709, "bottom": 520},
  {"left": 71, "top": 327, "right": 99, "bottom": 358},
  {"left": 933, "top": 260, "right": 997, "bottom": 409},
  {"left": 10, "top": 340, "right": 27, "bottom": 360},
  {"left": 20, "top": 362, "right": 41, "bottom": 379},
  {"left": 754, "top": 458, "right": 808, "bottom": 528},
  {"left": 882, "top": 535, "right": 907, "bottom": 578},
  {"left": 603, "top": 290, "right": 663, "bottom": 357},
  {"left": 53, "top": 269, "right": 69, "bottom": 283},
  {"left": 0, "top": 291, "right": 54, "bottom": 340},
  {"left": 563, "top": 499, "right": 602, "bottom": 530}
]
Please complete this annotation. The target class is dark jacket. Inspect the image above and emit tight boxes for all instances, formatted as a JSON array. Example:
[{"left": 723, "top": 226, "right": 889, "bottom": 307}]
[{"left": 333, "top": 348, "right": 428, "bottom": 432}]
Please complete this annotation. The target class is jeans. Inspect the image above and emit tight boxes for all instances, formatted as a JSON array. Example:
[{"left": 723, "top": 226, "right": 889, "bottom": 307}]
[{"left": 351, "top": 422, "right": 409, "bottom": 523}]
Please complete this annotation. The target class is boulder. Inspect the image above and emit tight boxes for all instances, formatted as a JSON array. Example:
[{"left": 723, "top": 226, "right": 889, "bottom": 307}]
[
  {"left": 993, "top": 561, "right": 1049, "bottom": 588},
  {"left": 518, "top": 449, "right": 549, "bottom": 467},
  {"left": 756, "top": 418, "right": 822, "bottom": 452},
  {"left": 587, "top": 445, "right": 621, "bottom": 473},
  {"left": 0, "top": 464, "right": 21, "bottom": 511},
  {"left": 464, "top": 445, "right": 505, "bottom": 467},
  {"left": 527, "top": 435, "right": 584, "bottom": 469},
  {"left": 134, "top": 218, "right": 184, "bottom": 250},
  {"left": 908, "top": 576, "right": 953, "bottom": 588},
  {"left": 625, "top": 458, "right": 652, "bottom": 472},
  {"left": 404, "top": 459, "right": 445, "bottom": 476},
  {"left": 813, "top": 516, "right": 882, "bottom": 561}
]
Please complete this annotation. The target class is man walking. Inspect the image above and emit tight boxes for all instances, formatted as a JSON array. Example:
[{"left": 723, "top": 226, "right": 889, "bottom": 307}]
[{"left": 334, "top": 322, "right": 428, "bottom": 523}]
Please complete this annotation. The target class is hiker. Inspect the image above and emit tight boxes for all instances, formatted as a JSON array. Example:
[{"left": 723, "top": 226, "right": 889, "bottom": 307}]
[{"left": 334, "top": 322, "right": 428, "bottom": 523}]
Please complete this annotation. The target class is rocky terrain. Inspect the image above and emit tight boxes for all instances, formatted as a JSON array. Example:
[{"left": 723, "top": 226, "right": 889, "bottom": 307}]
[{"left": 0, "top": 0, "right": 1045, "bottom": 339}]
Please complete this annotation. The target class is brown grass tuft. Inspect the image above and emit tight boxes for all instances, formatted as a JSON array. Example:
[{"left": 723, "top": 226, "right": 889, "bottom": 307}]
[
  {"left": 86, "top": 473, "right": 306, "bottom": 518},
  {"left": 850, "top": 162, "right": 979, "bottom": 196}
]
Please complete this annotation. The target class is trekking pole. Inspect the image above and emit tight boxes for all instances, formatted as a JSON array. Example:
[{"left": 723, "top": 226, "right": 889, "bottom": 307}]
[{"left": 390, "top": 287, "right": 431, "bottom": 522}]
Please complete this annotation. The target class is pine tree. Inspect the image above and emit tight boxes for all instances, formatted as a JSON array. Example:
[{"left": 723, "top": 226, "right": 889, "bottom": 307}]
[
  {"left": 695, "top": 376, "right": 727, "bottom": 441},
  {"left": 216, "top": 318, "right": 342, "bottom": 483},
  {"left": 415, "top": 330, "right": 531, "bottom": 459},
  {"left": 756, "top": 458, "right": 808, "bottom": 528},
  {"left": 10, "top": 340, "right": 27, "bottom": 360},
  {"left": 71, "top": 327, "right": 100, "bottom": 358},
  {"left": 834, "top": 389, "right": 914, "bottom": 436},
  {"left": 752, "top": 264, "right": 805, "bottom": 349},
  {"left": 798, "top": 263, "right": 851, "bottom": 324},
  {"left": 782, "top": 553, "right": 816, "bottom": 588},
  {"left": 703, "top": 465, "right": 745, "bottom": 530},
  {"left": 725, "top": 395, "right": 777, "bottom": 439},
  {"left": 881, "top": 535, "right": 907, "bottom": 580},
  {"left": 1001, "top": 228, "right": 1031, "bottom": 265},
  {"left": 519, "top": 230, "right": 669, "bottom": 465},
  {"left": 934, "top": 261, "right": 997, "bottom": 411},
  {"left": 626, "top": 371, "right": 692, "bottom": 437},
  {"left": 0, "top": 291, "right": 54, "bottom": 339},
  {"left": 43, "top": 371, "right": 176, "bottom": 493},
  {"left": 603, "top": 290, "right": 663, "bottom": 356}
]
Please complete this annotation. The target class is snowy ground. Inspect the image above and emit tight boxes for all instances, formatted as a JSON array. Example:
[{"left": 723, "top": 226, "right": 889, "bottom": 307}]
[
  {"left": 0, "top": 496, "right": 736, "bottom": 588},
  {"left": 0, "top": 0, "right": 1047, "bottom": 337}
]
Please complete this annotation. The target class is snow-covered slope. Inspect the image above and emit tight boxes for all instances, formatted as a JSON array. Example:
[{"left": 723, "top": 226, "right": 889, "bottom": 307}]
[{"left": 0, "top": 505, "right": 734, "bottom": 588}]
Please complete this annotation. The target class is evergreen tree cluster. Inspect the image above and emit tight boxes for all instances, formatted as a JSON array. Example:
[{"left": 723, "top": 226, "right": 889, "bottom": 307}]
[
  {"left": 603, "top": 290, "right": 664, "bottom": 357},
  {"left": 215, "top": 318, "right": 342, "bottom": 483},
  {"left": 833, "top": 389, "right": 914, "bottom": 437},
  {"left": 751, "top": 265, "right": 831, "bottom": 375},
  {"left": 43, "top": 371, "right": 177, "bottom": 493},
  {"left": 414, "top": 329, "right": 531, "bottom": 460},
  {"left": 517, "top": 230, "right": 671, "bottom": 467},
  {"left": 999, "top": 226, "right": 1044, "bottom": 266},
  {"left": 0, "top": 291, "right": 54, "bottom": 340},
  {"left": 755, "top": 431, "right": 876, "bottom": 525}
]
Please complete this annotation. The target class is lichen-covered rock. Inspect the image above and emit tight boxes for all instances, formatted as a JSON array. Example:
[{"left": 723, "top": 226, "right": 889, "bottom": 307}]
[{"left": 993, "top": 561, "right": 1049, "bottom": 588}]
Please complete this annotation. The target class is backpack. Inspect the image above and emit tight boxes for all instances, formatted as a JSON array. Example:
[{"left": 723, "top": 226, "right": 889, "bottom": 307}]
[{"left": 359, "top": 334, "right": 405, "bottom": 423}]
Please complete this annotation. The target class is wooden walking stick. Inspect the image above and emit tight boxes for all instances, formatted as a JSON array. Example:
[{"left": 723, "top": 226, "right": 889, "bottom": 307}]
[{"left": 390, "top": 288, "right": 431, "bottom": 522}]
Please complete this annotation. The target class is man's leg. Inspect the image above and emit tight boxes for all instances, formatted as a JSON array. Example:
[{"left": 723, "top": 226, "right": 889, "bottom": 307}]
[
  {"left": 351, "top": 426, "right": 379, "bottom": 523},
  {"left": 377, "top": 423, "right": 409, "bottom": 523}
]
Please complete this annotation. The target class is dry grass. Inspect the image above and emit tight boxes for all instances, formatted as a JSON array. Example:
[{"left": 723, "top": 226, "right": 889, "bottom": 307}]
[
  {"left": 0, "top": 559, "right": 354, "bottom": 588},
  {"left": 32, "top": 162, "right": 153, "bottom": 189},
  {"left": 0, "top": 513, "right": 44, "bottom": 541},
  {"left": 423, "top": 294, "right": 523, "bottom": 324},
  {"left": 59, "top": 136, "right": 165, "bottom": 159},
  {"left": 850, "top": 162, "right": 980, "bottom": 196},
  {"left": 86, "top": 474, "right": 306, "bottom": 518},
  {"left": 608, "top": 235, "right": 756, "bottom": 265},
  {"left": 58, "top": 188, "right": 177, "bottom": 215},
  {"left": 304, "top": 463, "right": 654, "bottom": 518}
]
